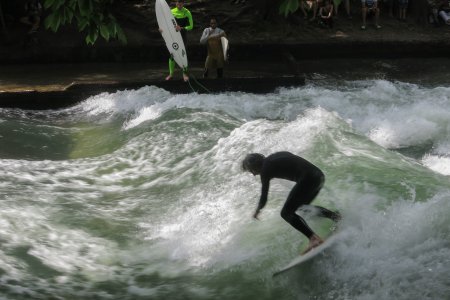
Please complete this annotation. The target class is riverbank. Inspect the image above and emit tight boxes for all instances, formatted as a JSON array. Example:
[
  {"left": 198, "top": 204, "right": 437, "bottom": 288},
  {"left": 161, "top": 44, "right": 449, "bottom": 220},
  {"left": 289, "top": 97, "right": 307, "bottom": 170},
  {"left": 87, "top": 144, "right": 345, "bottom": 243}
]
[
  {"left": 1, "top": 1, "right": 450, "bottom": 64},
  {"left": 1, "top": 1, "right": 450, "bottom": 109}
]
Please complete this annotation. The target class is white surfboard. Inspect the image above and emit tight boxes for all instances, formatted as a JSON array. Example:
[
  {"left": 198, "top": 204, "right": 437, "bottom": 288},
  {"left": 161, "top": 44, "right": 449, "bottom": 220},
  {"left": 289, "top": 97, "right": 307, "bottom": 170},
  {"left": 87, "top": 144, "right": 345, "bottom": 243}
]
[
  {"left": 273, "top": 233, "right": 340, "bottom": 277},
  {"left": 221, "top": 36, "right": 229, "bottom": 61},
  {"left": 155, "top": 0, "right": 188, "bottom": 70}
]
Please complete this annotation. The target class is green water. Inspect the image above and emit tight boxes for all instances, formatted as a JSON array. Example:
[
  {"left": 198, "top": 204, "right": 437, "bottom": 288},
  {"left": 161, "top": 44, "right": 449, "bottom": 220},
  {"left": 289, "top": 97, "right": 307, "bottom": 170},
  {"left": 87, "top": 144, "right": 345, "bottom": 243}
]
[{"left": 0, "top": 81, "right": 449, "bottom": 299}]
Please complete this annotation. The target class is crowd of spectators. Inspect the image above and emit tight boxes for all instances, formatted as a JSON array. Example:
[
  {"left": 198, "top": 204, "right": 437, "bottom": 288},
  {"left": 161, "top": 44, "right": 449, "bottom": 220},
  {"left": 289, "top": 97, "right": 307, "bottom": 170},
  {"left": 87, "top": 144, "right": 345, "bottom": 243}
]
[
  {"left": 231, "top": 0, "right": 450, "bottom": 30},
  {"left": 3, "top": 0, "right": 450, "bottom": 43},
  {"left": 293, "top": 0, "right": 450, "bottom": 29}
]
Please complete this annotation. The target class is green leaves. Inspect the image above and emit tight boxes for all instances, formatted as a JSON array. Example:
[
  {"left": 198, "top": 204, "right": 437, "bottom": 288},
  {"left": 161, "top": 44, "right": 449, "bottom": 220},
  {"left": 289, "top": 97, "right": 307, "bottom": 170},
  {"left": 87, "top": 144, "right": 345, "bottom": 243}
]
[
  {"left": 43, "top": 0, "right": 127, "bottom": 45},
  {"left": 85, "top": 27, "right": 98, "bottom": 44},
  {"left": 99, "top": 24, "right": 110, "bottom": 41},
  {"left": 279, "top": 0, "right": 300, "bottom": 17}
]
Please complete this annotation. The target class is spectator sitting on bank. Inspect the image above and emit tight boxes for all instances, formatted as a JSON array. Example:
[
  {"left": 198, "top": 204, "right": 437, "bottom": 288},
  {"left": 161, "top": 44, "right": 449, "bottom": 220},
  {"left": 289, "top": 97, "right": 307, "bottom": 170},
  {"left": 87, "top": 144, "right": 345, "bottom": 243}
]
[
  {"left": 300, "top": 0, "right": 318, "bottom": 20},
  {"left": 438, "top": 0, "right": 450, "bottom": 25},
  {"left": 333, "top": 0, "right": 352, "bottom": 19},
  {"left": 20, "top": 0, "right": 42, "bottom": 34},
  {"left": 398, "top": 0, "right": 409, "bottom": 21},
  {"left": 309, "top": 0, "right": 324, "bottom": 21},
  {"left": 428, "top": 0, "right": 442, "bottom": 24},
  {"left": 361, "top": 0, "right": 381, "bottom": 30},
  {"left": 319, "top": 0, "right": 334, "bottom": 27}
]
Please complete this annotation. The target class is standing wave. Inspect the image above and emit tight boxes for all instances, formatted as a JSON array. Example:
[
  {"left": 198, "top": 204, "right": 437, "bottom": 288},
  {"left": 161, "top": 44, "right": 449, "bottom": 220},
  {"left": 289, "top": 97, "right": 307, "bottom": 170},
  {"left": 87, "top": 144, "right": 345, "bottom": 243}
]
[{"left": 0, "top": 80, "right": 449, "bottom": 299}]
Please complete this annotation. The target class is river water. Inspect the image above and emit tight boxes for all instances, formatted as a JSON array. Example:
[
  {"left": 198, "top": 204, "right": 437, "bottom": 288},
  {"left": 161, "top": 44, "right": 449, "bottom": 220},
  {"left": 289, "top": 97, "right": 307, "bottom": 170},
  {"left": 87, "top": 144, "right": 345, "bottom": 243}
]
[{"left": 0, "top": 67, "right": 449, "bottom": 299}]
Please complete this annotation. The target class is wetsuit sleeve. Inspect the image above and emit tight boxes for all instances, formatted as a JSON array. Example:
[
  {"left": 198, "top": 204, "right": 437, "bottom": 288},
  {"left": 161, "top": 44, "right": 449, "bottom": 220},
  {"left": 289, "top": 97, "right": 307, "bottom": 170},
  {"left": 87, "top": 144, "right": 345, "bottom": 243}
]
[
  {"left": 184, "top": 9, "right": 193, "bottom": 31},
  {"left": 257, "top": 177, "right": 270, "bottom": 211},
  {"left": 200, "top": 28, "right": 209, "bottom": 44}
]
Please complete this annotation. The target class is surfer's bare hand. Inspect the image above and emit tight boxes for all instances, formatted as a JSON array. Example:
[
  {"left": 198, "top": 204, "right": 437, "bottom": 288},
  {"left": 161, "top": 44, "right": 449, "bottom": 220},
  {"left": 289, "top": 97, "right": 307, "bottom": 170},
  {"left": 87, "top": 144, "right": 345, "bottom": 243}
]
[
  {"left": 175, "top": 25, "right": 181, "bottom": 31},
  {"left": 158, "top": 28, "right": 163, "bottom": 33}
]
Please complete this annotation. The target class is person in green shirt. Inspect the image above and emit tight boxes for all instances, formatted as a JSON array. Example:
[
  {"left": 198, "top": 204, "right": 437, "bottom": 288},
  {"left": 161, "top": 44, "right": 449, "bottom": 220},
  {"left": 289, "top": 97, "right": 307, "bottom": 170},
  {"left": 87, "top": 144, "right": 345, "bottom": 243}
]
[{"left": 166, "top": 0, "right": 193, "bottom": 82}]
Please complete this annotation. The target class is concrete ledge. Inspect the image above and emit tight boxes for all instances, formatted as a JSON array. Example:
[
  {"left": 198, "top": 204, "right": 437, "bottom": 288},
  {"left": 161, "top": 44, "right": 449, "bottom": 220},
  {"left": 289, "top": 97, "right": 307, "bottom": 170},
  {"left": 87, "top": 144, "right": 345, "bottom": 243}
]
[{"left": 0, "top": 76, "right": 305, "bottom": 110}]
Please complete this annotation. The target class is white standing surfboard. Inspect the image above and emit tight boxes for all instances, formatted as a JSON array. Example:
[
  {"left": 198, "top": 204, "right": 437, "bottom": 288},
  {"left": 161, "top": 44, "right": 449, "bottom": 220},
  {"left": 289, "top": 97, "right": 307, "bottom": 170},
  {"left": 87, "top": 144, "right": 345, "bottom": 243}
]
[
  {"left": 155, "top": 0, "right": 188, "bottom": 70},
  {"left": 221, "top": 36, "right": 229, "bottom": 61},
  {"left": 273, "top": 232, "right": 340, "bottom": 277}
]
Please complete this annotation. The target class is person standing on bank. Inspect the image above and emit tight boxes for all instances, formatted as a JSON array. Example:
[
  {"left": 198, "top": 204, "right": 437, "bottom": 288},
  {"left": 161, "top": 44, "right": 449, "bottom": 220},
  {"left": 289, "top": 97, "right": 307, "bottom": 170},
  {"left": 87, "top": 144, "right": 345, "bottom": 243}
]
[
  {"left": 242, "top": 151, "right": 341, "bottom": 254},
  {"left": 166, "top": 0, "right": 193, "bottom": 82},
  {"left": 361, "top": 0, "right": 381, "bottom": 30},
  {"left": 199, "top": 17, "right": 226, "bottom": 78}
]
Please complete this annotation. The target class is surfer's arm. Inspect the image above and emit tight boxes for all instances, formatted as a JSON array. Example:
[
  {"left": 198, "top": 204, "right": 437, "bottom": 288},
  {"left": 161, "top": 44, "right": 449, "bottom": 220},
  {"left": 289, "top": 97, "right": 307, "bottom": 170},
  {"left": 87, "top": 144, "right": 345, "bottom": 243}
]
[
  {"left": 209, "top": 29, "right": 226, "bottom": 39},
  {"left": 254, "top": 178, "right": 270, "bottom": 219},
  {"left": 183, "top": 10, "right": 194, "bottom": 31},
  {"left": 199, "top": 29, "right": 209, "bottom": 44}
]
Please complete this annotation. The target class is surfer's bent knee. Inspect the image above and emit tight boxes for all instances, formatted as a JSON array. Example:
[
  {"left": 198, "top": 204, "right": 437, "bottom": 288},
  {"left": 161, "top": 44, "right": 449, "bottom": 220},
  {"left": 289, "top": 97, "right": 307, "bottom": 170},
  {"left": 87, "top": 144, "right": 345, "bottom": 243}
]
[{"left": 280, "top": 208, "right": 296, "bottom": 223}]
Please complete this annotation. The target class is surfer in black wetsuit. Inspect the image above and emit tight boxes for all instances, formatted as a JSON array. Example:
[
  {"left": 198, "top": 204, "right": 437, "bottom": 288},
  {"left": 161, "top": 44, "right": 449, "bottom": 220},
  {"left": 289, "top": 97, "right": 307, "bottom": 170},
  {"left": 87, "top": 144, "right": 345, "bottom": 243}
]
[{"left": 242, "top": 151, "right": 340, "bottom": 253}]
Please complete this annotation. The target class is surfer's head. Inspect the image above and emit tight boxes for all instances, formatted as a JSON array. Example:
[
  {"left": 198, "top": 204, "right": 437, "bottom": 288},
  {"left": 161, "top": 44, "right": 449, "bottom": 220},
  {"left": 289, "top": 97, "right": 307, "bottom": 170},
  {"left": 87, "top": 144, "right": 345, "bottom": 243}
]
[
  {"left": 210, "top": 18, "right": 217, "bottom": 29},
  {"left": 175, "top": 0, "right": 184, "bottom": 9},
  {"left": 242, "top": 153, "right": 265, "bottom": 175}
]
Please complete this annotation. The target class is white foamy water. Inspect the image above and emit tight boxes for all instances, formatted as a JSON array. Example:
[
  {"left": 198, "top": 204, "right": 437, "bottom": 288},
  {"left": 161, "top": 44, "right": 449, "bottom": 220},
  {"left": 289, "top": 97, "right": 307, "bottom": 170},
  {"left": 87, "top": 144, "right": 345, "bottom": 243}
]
[{"left": 0, "top": 79, "right": 449, "bottom": 299}]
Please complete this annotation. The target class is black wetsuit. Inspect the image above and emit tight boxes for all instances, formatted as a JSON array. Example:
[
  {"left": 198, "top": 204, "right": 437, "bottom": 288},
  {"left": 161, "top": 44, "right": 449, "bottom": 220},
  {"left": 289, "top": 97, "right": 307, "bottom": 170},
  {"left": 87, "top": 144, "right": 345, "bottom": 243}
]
[{"left": 257, "top": 151, "right": 337, "bottom": 238}]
